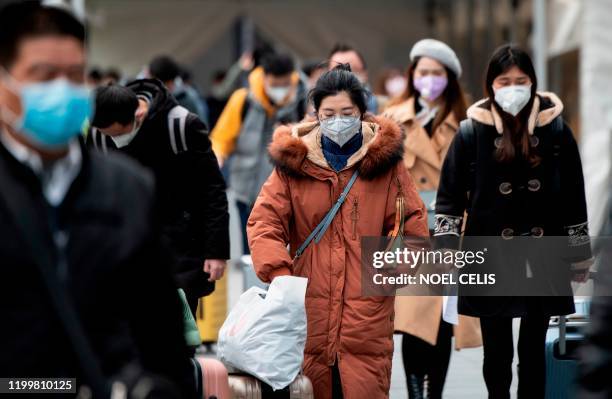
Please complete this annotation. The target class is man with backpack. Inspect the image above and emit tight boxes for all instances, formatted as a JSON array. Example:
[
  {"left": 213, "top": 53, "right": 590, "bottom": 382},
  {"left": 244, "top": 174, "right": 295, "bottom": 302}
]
[
  {"left": 88, "top": 79, "right": 230, "bottom": 314},
  {"left": 210, "top": 52, "right": 307, "bottom": 254}
]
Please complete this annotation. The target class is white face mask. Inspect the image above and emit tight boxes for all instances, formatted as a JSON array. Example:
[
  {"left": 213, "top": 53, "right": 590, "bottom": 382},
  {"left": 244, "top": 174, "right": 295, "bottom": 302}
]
[
  {"left": 265, "top": 85, "right": 291, "bottom": 104},
  {"left": 319, "top": 115, "right": 361, "bottom": 147},
  {"left": 110, "top": 119, "right": 141, "bottom": 148},
  {"left": 385, "top": 76, "right": 407, "bottom": 98},
  {"left": 173, "top": 76, "right": 184, "bottom": 92},
  {"left": 493, "top": 84, "right": 532, "bottom": 116}
]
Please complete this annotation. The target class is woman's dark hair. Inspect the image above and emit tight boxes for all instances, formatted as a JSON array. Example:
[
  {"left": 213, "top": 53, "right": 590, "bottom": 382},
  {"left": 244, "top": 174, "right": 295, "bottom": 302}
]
[
  {"left": 389, "top": 56, "right": 467, "bottom": 134},
  {"left": 485, "top": 44, "right": 539, "bottom": 166},
  {"left": 309, "top": 64, "right": 368, "bottom": 116}
]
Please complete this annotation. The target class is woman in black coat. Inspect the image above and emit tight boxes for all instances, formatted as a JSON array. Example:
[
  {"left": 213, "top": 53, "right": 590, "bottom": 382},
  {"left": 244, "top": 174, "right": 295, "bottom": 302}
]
[{"left": 434, "top": 45, "right": 592, "bottom": 398}]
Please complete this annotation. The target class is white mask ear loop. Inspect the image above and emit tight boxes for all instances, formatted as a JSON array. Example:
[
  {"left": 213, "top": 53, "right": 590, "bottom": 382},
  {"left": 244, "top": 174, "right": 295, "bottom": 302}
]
[
  {"left": 0, "top": 65, "right": 22, "bottom": 93},
  {"left": 132, "top": 107, "right": 146, "bottom": 132},
  {"left": 130, "top": 118, "right": 139, "bottom": 134},
  {"left": 0, "top": 104, "right": 22, "bottom": 130}
]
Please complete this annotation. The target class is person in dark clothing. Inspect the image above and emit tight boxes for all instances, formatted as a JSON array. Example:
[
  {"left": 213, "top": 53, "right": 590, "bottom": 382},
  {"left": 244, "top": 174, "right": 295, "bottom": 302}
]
[
  {"left": 180, "top": 65, "right": 210, "bottom": 125},
  {"left": 88, "top": 80, "right": 230, "bottom": 314},
  {"left": 207, "top": 69, "right": 232, "bottom": 130},
  {"left": 148, "top": 55, "right": 209, "bottom": 125},
  {"left": 434, "top": 45, "right": 592, "bottom": 398},
  {"left": 0, "top": 2, "right": 195, "bottom": 397}
]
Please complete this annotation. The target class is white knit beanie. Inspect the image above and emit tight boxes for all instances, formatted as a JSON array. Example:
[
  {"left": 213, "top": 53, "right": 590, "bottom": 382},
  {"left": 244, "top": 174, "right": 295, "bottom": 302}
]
[{"left": 410, "top": 38, "right": 462, "bottom": 78}]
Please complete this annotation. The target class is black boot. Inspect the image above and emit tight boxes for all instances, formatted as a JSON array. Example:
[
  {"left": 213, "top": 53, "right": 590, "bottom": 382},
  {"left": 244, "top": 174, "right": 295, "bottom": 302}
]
[{"left": 407, "top": 374, "right": 425, "bottom": 399}]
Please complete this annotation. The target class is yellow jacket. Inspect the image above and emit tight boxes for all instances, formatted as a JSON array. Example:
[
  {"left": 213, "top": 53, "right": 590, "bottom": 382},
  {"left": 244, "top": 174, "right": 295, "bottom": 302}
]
[{"left": 210, "top": 67, "right": 299, "bottom": 159}]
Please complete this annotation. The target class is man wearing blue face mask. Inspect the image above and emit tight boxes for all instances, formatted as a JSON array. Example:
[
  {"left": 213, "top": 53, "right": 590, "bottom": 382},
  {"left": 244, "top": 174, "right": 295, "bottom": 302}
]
[{"left": 0, "top": 2, "right": 196, "bottom": 397}]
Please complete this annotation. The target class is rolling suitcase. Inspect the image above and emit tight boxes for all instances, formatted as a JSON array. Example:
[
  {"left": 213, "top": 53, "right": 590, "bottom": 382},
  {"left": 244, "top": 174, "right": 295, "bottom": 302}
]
[
  {"left": 194, "top": 357, "right": 231, "bottom": 399},
  {"left": 228, "top": 373, "right": 313, "bottom": 399},
  {"left": 287, "top": 376, "right": 313, "bottom": 398},
  {"left": 544, "top": 298, "right": 590, "bottom": 399},
  {"left": 228, "top": 375, "right": 261, "bottom": 399}
]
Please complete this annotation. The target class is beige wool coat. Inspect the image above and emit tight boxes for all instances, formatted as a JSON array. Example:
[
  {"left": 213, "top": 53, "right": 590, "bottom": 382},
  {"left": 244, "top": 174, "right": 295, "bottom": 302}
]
[{"left": 384, "top": 97, "right": 482, "bottom": 350}]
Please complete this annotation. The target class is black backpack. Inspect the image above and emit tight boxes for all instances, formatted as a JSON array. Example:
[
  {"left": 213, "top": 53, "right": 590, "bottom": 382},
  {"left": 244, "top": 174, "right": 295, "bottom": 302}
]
[{"left": 90, "top": 105, "right": 193, "bottom": 155}]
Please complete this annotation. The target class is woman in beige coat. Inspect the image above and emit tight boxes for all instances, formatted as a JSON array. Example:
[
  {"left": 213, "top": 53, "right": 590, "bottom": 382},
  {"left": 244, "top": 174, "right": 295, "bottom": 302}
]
[{"left": 383, "top": 39, "right": 482, "bottom": 399}]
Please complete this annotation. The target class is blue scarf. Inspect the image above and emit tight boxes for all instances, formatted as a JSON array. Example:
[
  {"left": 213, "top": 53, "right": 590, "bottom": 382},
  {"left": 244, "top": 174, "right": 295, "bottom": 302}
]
[{"left": 321, "top": 132, "right": 363, "bottom": 172}]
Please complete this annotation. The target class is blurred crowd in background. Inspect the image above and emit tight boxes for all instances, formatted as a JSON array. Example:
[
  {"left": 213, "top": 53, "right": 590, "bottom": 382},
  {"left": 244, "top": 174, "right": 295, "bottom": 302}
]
[{"left": 1, "top": 0, "right": 611, "bottom": 398}]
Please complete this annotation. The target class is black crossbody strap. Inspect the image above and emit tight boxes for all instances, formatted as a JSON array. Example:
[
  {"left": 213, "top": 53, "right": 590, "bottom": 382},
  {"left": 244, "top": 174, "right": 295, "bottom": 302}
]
[{"left": 294, "top": 169, "right": 359, "bottom": 259}]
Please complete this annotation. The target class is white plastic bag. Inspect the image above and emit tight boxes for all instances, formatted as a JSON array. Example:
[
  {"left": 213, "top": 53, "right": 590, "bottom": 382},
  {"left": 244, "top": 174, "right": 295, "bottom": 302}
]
[{"left": 217, "top": 275, "right": 308, "bottom": 390}]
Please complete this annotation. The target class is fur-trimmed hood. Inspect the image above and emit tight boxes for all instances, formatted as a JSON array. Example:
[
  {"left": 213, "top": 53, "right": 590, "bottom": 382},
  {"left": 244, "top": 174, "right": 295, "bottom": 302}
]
[
  {"left": 467, "top": 92, "right": 564, "bottom": 135},
  {"left": 268, "top": 114, "right": 403, "bottom": 179}
]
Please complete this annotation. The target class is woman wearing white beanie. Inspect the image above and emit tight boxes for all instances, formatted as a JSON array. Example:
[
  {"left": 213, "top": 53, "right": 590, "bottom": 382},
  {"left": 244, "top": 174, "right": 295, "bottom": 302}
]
[{"left": 384, "top": 38, "right": 482, "bottom": 399}]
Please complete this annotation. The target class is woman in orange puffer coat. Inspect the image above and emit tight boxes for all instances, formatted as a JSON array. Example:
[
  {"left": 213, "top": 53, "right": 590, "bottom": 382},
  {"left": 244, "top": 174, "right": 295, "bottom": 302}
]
[{"left": 247, "top": 65, "right": 428, "bottom": 399}]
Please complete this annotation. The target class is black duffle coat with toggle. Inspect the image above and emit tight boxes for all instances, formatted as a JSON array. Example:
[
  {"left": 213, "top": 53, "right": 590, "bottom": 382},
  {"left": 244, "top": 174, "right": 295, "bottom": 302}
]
[{"left": 434, "top": 92, "right": 591, "bottom": 317}]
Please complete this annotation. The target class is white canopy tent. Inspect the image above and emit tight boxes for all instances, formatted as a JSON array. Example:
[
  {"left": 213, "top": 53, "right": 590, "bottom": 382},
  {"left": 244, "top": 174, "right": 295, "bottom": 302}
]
[
  {"left": 85, "top": 0, "right": 429, "bottom": 88},
  {"left": 67, "top": 0, "right": 612, "bottom": 234}
]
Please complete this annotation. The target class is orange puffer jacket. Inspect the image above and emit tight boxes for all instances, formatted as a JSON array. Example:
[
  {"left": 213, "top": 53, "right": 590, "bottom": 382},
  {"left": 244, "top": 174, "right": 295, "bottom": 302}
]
[{"left": 247, "top": 115, "right": 428, "bottom": 399}]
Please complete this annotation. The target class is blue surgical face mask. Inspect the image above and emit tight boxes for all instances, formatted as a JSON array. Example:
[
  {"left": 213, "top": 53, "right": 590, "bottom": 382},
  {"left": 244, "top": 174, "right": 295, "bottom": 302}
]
[{"left": 1, "top": 75, "right": 93, "bottom": 149}]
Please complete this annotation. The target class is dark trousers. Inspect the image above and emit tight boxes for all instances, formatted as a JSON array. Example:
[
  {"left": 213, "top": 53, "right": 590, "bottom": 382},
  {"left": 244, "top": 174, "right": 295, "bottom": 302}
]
[
  {"left": 186, "top": 291, "right": 200, "bottom": 316},
  {"left": 480, "top": 314, "right": 550, "bottom": 399},
  {"left": 331, "top": 362, "right": 343, "bottom": 398},
  {"left": 401, "top": 318, "right": 453, "bottom": 399},
  {"left": 236, "top": 200, "right": 252, "bottom": 255}
]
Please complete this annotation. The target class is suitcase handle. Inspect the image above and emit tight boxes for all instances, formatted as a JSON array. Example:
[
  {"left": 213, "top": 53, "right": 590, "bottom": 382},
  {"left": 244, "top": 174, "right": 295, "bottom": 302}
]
[
  {"left": 553, "top": 316, "right": 589, "bottom": 356},
  {"left": 559, "top": 316, "right": 567, "bottom": 356}
]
